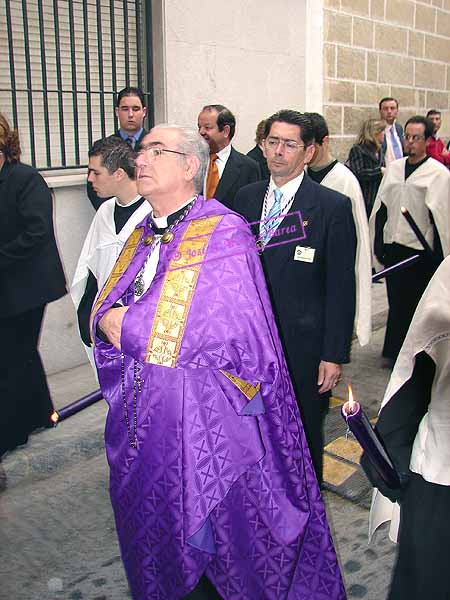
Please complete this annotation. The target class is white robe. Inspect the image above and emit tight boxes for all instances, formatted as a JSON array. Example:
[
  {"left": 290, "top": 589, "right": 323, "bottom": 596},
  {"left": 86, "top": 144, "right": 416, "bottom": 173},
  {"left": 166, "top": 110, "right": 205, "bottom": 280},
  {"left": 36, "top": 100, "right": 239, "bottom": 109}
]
[
  {"left": 369, "top": 255, "right": 450, "bottom": 543},
  {"left": 319, "top": 162, "right": 372, "bottom": 347},
  {"left": 369, "top": 157, "right": 450, "bottom": 268},
  {"left": 71, "top": 196, "right": 150, "bottom": 367}
]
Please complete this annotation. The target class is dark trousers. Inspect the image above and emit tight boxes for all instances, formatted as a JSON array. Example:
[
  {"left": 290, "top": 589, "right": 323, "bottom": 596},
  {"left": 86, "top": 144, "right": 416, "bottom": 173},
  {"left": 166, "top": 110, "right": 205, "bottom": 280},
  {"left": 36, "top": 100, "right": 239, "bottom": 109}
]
[
  {"left": 384, "top": 244, "right": 436, "bottom": 360},
  {"left": 0, "top": 305, "right": 53, "bottom": 456}
]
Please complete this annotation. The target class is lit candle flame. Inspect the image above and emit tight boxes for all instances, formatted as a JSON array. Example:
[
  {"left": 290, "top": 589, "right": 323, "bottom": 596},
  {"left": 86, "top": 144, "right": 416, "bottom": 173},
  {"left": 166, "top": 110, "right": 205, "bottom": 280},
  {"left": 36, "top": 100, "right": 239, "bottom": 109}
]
[
  {"left": 50, "top": 411, "right": 59, "bottom": 425},
  {"left": 348, "top": 385, "right": 355, "bottom": 413}
]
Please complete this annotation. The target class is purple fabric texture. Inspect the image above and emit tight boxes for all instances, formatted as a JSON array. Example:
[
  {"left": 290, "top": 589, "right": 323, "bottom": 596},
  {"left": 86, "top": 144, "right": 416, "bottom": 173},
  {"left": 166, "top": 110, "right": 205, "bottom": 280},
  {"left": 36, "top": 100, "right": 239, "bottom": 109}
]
[{"left": 93, "top": 197, "right": 346, "bottom": 599}]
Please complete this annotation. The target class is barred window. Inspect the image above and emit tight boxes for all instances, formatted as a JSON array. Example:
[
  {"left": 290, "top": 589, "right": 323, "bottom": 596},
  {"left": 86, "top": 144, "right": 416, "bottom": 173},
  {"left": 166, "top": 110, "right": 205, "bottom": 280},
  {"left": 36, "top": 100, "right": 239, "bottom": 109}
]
[{"left": 1, "top": 0, "right": 152, "bottom": 170}]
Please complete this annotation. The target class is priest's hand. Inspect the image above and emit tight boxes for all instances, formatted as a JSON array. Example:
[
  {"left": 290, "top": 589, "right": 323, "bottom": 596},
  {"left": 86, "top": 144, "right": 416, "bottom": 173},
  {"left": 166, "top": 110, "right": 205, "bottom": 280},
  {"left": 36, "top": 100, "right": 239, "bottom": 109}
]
[
  {"left": 317, "top": 361, "right": 342, "bottom": 394},
  {"left": 98, "top": 306, "right": 129, "bottom": 350}
]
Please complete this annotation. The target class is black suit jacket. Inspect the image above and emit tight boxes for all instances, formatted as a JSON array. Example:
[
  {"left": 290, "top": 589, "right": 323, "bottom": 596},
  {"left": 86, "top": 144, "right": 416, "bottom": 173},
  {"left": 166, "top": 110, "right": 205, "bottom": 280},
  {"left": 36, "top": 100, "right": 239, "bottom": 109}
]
[
  {"left": 233, "top": 174, "right": 356, "bottom": 396},
  {"left": 214, "top": 147, "right": 261, "bottom": 209},
  {"left": 0, "top": 161, "right": 67, "bottom": 317},
  {"left": 247, "top": 145, "right": 270, "bottom": 180},
  {"left": 87, "top": 129, "right": 148, "bottom": 210}
]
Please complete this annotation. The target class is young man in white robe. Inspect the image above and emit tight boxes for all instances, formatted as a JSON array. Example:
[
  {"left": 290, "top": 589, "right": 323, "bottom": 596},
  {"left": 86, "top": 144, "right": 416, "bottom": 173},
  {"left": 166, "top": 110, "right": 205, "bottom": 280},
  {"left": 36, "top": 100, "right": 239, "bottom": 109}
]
[
  {"left": 72, "top": 137, "right": 150, "bottom": 350},
  {"left": 370, "top": 115, "right": 450, "bottom": 361},
  {"left": 306, "top": 112, "right": 372, "bottom": 347},
  {"left": 362, "top": 255, "right": 450, "bottom": 600}
]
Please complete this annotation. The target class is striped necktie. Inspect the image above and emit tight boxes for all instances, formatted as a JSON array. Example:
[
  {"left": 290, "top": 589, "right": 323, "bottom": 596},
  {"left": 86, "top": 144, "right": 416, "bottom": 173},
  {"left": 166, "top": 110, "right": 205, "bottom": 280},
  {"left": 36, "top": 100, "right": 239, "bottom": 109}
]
[
  {"left": 260, "top": 188, "right": 283, "bottom": 245},
  {"left": 126, "top": 136, "right": 136, "bottom": 150},
  {"left": 390, "top": 126, "right": 403, "bottom": 160}
]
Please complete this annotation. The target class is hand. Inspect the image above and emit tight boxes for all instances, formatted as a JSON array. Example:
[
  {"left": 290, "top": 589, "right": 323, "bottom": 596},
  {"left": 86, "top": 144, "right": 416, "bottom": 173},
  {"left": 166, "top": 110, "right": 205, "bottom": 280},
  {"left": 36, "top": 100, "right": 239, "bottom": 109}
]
[
  {"left": 98, "top": 306, "right": 129, "bottom": 350},
  {"left": 317, "top": 361, "right": 342, "bottom": 394}
]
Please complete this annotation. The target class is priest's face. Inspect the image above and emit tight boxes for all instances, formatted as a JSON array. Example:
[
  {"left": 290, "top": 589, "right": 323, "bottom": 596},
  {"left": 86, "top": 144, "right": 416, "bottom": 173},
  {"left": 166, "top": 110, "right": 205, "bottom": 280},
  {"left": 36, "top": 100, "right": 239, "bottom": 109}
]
[
  {"left": 404, "top": 123, "right": 427, "bottom": 164},
  {"left": 135, "top": 128, "right": 192, "bottom": 204},
  {"left": 87, "top": 155, "right": 117, "bottom": 197},
  {"left": 264, "top": 121, "right": 315, "bottom": 186}
]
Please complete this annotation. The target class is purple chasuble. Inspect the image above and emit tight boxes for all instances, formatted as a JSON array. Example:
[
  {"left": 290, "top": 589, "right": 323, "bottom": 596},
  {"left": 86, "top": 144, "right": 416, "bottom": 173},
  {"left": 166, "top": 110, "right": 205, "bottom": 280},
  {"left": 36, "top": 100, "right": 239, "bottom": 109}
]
[{"left": 93, "top": 197, "right": 346, "bottom": 599}]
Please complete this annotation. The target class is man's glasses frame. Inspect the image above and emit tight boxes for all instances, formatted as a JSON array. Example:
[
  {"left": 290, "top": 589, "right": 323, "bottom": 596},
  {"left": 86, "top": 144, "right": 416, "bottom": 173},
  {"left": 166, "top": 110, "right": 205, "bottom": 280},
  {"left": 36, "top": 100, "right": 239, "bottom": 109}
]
[
  {"left": 265, "top": 136, "right": 306, "bottom": 153},
  {"left": 138, "top": 146, "right": 188, "bottom": 160},
  {"left": 404, "top": 134, "right": 426, "bottom": 143}
]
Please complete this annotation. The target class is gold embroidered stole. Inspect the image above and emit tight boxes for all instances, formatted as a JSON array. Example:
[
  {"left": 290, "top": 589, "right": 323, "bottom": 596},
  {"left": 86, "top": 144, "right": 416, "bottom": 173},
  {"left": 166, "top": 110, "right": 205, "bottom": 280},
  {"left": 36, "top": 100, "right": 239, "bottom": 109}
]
[{"left": 145, "top": 215, "right": 222, "bottom": 366}]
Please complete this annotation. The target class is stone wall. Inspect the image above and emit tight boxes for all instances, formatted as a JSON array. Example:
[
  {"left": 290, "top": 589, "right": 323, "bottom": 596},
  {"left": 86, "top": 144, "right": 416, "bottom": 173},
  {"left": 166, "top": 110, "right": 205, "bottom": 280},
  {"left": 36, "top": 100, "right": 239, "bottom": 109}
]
[
  {"left": 323, "top": 0, "right": 450, "bottom": 161},
  {"left": 151, "top": 0, "right": 324, "bottom": 153}
]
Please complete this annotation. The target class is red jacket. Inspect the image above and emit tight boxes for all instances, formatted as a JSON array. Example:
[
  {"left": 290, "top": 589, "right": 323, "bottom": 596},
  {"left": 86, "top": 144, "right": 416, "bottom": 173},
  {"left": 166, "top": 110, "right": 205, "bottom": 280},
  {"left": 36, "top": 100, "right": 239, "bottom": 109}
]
[{"left": 427, "top": 136, "right": 450, "bottom": 166}]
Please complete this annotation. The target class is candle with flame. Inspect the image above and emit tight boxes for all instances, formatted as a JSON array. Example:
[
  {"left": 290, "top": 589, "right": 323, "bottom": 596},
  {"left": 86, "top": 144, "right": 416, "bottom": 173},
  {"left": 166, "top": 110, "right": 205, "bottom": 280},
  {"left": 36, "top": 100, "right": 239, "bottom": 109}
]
[{"left": 341, "top": 385, "right": 400, "bottom": 490}]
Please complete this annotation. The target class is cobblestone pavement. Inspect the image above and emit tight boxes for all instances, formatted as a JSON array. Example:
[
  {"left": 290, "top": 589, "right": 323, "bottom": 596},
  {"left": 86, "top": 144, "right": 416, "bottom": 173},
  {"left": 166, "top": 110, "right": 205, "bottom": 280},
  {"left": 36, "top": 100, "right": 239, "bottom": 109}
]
[{"left": 0, "top": 283, "right": 397, "bottom": 599}]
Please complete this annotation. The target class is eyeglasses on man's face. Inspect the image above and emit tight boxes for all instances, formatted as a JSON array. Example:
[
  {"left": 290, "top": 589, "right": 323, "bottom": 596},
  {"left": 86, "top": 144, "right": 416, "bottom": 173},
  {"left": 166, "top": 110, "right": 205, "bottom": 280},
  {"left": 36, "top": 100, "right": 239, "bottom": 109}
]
[
  {"left": 404, "top": 134, "right": 425, "bottom": 143},
  {"left": 265, "top": 136, "right": 306, "bottom": 153},
  {"left": 137, "top": 146, "right": 187, "bottom": 160}
]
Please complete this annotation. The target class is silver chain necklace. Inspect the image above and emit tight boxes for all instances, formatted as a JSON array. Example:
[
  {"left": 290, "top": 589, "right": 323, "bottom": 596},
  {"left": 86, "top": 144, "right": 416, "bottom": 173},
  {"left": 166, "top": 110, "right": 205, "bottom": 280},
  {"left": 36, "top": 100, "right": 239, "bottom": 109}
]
[{"left": 134, "top": 196, "right": 197, "bottom": 296}]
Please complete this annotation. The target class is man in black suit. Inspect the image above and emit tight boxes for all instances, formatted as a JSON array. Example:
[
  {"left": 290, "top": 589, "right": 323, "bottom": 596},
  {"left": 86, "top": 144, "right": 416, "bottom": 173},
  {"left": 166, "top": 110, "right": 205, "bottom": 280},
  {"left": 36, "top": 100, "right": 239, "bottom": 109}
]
[
  {"left": 233, "top": 110, "right": 357, "bottom": 483},
  {"left": 198, "top": 104, "right": 260, "bottom": 208},
  {"left": 379, "top": 97, "right": 404, "bottom": 166},
  {"left": 88, "top": 86, "right": 148, "bottom": 210}
]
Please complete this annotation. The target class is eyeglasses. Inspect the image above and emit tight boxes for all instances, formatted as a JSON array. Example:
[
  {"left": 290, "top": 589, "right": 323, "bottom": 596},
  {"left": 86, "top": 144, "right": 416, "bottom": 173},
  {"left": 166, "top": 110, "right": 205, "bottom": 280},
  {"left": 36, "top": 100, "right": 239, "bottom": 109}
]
[
  {"left": 265, "top": 136, "right": 305, "bottom": 153},
  {"left": 404, "top": 134, "right": 425, "bottom": 142},
  {"left": 137, "top": 146, "right": 187, "bottom": 160}
]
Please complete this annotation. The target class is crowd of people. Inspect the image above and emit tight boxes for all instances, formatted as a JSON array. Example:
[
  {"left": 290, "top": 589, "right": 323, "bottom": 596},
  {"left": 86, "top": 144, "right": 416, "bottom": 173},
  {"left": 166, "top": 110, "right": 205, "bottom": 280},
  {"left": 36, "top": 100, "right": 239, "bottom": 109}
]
[{"left": 1, "top": 85, "right": 449, "bottom": 599}]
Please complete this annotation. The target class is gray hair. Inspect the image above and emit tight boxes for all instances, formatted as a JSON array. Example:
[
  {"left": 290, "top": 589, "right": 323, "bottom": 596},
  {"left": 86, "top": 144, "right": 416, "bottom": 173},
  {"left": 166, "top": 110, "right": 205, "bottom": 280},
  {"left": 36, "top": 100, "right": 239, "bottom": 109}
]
[{"left": 151, "top": 124, "right": 209, "bottom": 192}]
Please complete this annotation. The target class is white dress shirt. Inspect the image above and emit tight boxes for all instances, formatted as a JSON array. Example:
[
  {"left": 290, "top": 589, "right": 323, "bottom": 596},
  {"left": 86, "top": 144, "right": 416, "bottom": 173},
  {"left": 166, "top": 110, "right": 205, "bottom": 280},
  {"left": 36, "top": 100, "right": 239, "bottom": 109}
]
[
  {"left": 384, "top": 121, "right": 403, "bottom": 166},
  {"left": 215, "top": 143, "right": 232, "bottom": 178},
  {"left": 259, "top": 172, "right": 305, "bottom": 233}
]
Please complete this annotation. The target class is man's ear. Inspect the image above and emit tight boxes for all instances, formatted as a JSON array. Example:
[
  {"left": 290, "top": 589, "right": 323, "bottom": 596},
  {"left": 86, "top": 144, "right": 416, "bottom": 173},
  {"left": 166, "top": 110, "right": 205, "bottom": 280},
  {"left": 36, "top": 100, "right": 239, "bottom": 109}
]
[
  {"left": 185, "top": 155, "right": 200, "bottom": 181},
  {"left": 223, "top": 124, "right": 231, "bottom": 140},
  {"left": 114, "top": 167, "right": 126, "bottom": 182},
  {"left": 304, "top": 143, "right": 316, "bottom": 165},
  {"left": 115, "top": 106, "right": 119, "bottom": 119}
]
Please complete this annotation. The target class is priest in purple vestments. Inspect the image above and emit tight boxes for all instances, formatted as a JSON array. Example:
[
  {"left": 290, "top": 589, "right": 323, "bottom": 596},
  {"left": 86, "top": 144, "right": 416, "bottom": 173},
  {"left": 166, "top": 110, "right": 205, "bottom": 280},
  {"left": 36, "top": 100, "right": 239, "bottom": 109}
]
[{"left": 91, "top": 124, "right": 346, "bottom": 600}]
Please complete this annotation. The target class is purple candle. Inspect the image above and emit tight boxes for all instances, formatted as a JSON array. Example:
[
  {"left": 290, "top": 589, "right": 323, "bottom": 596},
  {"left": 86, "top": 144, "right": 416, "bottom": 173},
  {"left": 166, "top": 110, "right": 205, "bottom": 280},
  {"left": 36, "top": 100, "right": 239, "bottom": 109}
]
[
  {"left": 50, "top": 389, "right": 103, "bottom": 425},
  {"left": 341, "top": 387, "right": 400, "bottom": 490}
]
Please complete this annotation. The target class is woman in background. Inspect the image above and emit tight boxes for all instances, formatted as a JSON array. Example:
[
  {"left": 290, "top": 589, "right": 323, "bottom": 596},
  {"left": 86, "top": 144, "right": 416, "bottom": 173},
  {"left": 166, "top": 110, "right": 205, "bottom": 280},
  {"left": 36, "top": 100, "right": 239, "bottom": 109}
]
[
  {"left": 0, "top": 113, "right": 66, "bottom": 456},
  {"left": 346, "top": 118, "right": 385, "bottom": 217}
]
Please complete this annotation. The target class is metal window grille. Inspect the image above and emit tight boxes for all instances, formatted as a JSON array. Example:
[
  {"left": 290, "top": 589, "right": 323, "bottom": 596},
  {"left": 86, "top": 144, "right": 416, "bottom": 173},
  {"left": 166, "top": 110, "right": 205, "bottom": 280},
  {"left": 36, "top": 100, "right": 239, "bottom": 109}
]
[{"left": 0, "top": 0, "right": 153, "bottom": 170}]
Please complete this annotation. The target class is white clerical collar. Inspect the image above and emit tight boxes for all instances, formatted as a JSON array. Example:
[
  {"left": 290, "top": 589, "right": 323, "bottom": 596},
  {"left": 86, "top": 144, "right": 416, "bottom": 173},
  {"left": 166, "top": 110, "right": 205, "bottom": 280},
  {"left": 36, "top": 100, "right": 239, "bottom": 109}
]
[
  {"left": 216, "top": 143, "right": 232, "bottom": 163},
  {"left": 268, "top": 172, "right": 305, "bottom": 198},
  {"left": 115, "top": 194, "right": 142, "bottom": 207},
  {"left": 151, "top": 196, "right": 196, "bottom": 229}
]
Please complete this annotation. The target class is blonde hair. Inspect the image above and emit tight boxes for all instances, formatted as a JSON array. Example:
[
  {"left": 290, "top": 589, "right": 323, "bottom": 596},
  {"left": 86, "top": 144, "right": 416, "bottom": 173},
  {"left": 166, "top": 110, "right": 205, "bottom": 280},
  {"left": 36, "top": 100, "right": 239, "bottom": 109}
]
[
  {"left": 357, "top": 118, "right": 385, "bottom": 150},
  {"left": 0, "top": 113, "right": 21, "bottom": 162}
]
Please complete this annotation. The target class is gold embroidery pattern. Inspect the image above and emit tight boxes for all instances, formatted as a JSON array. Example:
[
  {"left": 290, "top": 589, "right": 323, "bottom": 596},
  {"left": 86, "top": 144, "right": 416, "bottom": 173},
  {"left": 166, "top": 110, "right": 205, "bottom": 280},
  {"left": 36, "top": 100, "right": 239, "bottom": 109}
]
[
  {"left": 90, "top": 227, "right": 144, "bottom": 337},
  {"left": 219, "top": 370, "right": 261, "bottom": 400},
  {"left": 145, "top": 215, "right": 223, "bottom": 366}
]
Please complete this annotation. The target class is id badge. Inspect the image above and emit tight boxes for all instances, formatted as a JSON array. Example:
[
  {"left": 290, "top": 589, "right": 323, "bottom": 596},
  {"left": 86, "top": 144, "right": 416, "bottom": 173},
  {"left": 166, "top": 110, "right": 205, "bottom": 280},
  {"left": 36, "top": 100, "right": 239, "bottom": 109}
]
[{"left": 294, "top": 246, "right": 315, "bottom": 263}]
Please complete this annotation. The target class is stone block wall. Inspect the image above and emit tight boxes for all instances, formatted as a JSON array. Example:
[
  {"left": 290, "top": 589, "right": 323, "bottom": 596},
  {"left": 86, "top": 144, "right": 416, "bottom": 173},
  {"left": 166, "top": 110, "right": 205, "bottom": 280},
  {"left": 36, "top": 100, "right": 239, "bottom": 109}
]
[{"left": 323, "top": 0, "right": 450, "bottom": 161}]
